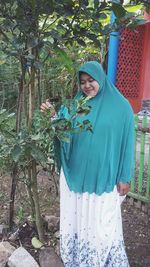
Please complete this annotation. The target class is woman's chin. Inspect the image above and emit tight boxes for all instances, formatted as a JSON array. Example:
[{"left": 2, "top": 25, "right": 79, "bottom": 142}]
[{"left": 83, "top": 91, "right": 95, "bottom": 97}]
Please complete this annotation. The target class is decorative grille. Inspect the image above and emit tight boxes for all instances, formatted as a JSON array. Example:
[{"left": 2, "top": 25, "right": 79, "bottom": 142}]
[{"left": 116, "top": 26, "right": 145, "bottom": 99}]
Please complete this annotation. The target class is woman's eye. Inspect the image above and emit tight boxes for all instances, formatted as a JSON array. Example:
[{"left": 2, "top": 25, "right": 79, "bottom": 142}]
[{"left": 80, "top": 79, "right": 94, "bottom": 84}]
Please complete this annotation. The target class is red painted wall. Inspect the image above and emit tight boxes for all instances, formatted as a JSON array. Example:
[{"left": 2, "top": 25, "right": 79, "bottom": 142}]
[
  {"left": 116, "top": 13, "right": 150, "bottom": 112},
  {"left": 142, "top": 13, "right": 150, "bottom": 100},
  {"left": 116, "top": 26, "right": 145, "bottom": 113}
]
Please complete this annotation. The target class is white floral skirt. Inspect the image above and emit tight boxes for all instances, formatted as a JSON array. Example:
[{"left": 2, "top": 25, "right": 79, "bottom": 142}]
[{"left": 60, "top": 170, "right": 129, "bottom": 267}]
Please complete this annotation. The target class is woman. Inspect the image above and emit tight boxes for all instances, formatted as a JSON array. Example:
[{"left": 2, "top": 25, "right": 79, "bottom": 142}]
[{"left": 41, "top": 61, "right": 134, "bottom": 267}]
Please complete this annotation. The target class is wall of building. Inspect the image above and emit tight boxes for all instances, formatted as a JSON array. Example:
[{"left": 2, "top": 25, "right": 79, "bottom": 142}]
[{"left": 142, "top": 13, "right": 150, "bottom": 100}]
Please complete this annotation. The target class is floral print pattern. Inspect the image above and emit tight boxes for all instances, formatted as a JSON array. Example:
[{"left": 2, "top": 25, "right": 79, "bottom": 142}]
[
  {"left": 60, "top": 233, "right": 129, "bottom": 267},
  {"left": 60, "top": 170, "right": 129, "bottom": 267}
]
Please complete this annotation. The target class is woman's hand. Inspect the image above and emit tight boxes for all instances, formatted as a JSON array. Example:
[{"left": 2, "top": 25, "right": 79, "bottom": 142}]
[
  {"left": 117, "top": 182, "right": 130, "bottom": 196},
  {"left": 40, "top": 100, "right": 56, "bottom": 117}
]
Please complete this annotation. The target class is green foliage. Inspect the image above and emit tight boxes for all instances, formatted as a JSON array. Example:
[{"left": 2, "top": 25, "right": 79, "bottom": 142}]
[
  {"left": 16, "top": 207, "right": 25, "bottom": 223},
  {"left": 131, "top": 1, "right": 150, "bottom": 13},
  {"left": 0, "top": 96, "right": 92, "bottom": 172},
  {"left": 0, "top": 1, "right": 146, "bottom": 109},
  {"left": 0, "top": 0, "right": 146, "bottom": 65},
  {"left": 102, "top": 2, "right": 147, "bottom": 35}
]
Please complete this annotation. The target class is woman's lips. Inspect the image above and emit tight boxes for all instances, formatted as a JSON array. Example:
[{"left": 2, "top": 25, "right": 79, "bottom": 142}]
[{"left": 84, "top": 89, "right": 93, "bottom": 93}]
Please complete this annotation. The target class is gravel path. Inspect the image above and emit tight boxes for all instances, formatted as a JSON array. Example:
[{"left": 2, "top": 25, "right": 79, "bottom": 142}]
[{"left": 122, "top": 200, "right": 150, "bottom": 267}]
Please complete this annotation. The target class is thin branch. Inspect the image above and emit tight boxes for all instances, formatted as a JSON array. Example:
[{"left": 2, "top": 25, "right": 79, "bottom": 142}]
[
  {"left": 40, "top": 15, "right": 49, "bottom": 33},
  {"left": 42, "top": 17, "right": 59, "bottom": 33},
  {"left": 0, "top": 28, "right": 11, "bottom": 43}
]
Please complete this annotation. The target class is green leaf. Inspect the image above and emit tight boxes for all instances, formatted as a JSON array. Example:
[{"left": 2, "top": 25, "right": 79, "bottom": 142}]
[
  {"left": 39, "top": 0, "right": 54, "bottom": 15},
  {"left": 131, "top": 19, "right": 149, "bottom": 27},
  {"left": 125, "top": 5, "right": 143, "bottom": 13},
  {"left": 0, "top": 60, "right": 6, "bottom": 65},
  {"left": 94, "top": 0, "right": 99, "bottom": 8},
  {"left": 112, "top": 3, "right": 127, "bottom": 18},
  {"left": 54, "top": 47, "right": 73, "bottom": 72},
  {"left": 80, "top": 110, "right": 90, "bottom": 116},
  {"left": 30, "top": 134, "right": 42, "bottom": 141},
  {"left": 11, "top": 145, "right": 22, "bottom": 162},
  {"left": 83, "top": 120, "right": 90, "bottom": 125},
  {"left": 7, "top": 113, "right": 15, "bottom": 118},
  {"left": 31, "top": 145, "right": 47, "bottom": 163},
  {"left": 0, "top": 135, "right": 5, "bottom": 145},
  {"left": 31, "top": 237, "right": 43, "bottom": 249},
  {"left": 0, "top": 109, "right": 7, "bottom": 115},
  {"left": 87, "top": 125, "right": 93, "bottom": 133},
  {"left": 98, "top": 12, "right": 107, "bottom": 20},
  {"left": 77, "top": 39, "right": 86, "bottom": 46}
]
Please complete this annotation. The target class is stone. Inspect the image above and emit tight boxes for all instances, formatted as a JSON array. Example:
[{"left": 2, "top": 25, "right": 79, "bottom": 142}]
[
  {"left": 128, "top": 197, "right": 134, "bottom": 205},
  {"left": 9, "top": 221, "right": 35, "bottom": 242},
  {"left": 54, "top": 231, "right": 60, "bottom": 239},
  {"left": 141, "top": 204, "right": 148, "bottom": 213},
  {"left": 0, "top": 225, "right": 8, "bottom": 238},
  {"left": 0, "top": 226, "right": 3, "bottom": 236},
  {"left": 55, "top": 243, "right": 60, "bottom": 257},
  {"left": 0, "top": 241, "right": 15, "bottom": 267},
  {"left": 134, "top": 200, "right": 141, "bottom": 209},
  {"left": 39, "top": 247, "right": 64, "bottom": 267},
  {"left": 43, "top": 215, "right": 60, "bottom": 233},
  {"left": 7, "top": 247, "right": 39, "bottom": 267}
]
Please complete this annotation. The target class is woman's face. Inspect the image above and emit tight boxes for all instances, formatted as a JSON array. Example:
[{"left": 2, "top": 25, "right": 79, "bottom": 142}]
[{"left": 80, "top": 73, "right": 100, "bottom": 97}]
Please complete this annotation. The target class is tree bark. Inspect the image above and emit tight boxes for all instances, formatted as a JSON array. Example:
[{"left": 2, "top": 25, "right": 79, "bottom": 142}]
[
  {"left": 31, "top": 159, "right": 44, "bottom": 242},
  {"left": 27, "top": 167, "right": 36, "bottom": 223},
  {"left": 9, "top": 164, "right": 18, "bottom": 230},
  {"left": 9, "top": 67, "right": 24, "bottom": 230}
]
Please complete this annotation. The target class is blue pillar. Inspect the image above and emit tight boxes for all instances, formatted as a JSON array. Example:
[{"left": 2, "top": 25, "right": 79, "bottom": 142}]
[{"left": 107, "top": 13, "right": 120, "bottom": 85}]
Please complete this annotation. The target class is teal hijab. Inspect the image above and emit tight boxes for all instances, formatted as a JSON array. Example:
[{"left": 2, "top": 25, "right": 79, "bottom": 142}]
[{"left": 60, "top": 61, "right": 135, "bottom": 195}]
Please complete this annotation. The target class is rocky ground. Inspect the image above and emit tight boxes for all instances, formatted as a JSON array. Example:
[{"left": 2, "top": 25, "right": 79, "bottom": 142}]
[{"left": 0, "top": 171, "right": 150, "bottom": 267}]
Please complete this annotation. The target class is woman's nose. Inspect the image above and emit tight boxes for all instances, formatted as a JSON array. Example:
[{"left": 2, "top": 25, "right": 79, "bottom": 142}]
[{"left": 85, "top": 81, "right": 90, "bottom": 88}]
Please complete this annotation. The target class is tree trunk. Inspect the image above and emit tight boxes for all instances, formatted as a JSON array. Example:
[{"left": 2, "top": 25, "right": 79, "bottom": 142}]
[
  {"left": 28, "top": 71, "right": 35, "bottom": 128},
  {"left": 9, "top": 164, "right": 18, "bottom": 230},
  {"left": 31, "top": 159, "right": 44, "bottom": 242},
  {"left": 9, "top": 69, "right": 24, "bottom": 230},
  {"left": 27, "top": 167, "right": 36, "bottom": 223}
]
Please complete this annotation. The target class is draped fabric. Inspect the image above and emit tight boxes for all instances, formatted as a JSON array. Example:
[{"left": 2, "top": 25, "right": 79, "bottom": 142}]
[
  {"left": 60, "top": 61, "right": 135, "bottom": 195},
  {"left": 60, "top": 170, "right": 129, "bottom": 267}
]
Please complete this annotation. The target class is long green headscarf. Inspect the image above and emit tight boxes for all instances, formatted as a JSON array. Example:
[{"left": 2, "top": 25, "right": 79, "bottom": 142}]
[{"left": 60, "top": 61, "right": 135, "bottom": 195}]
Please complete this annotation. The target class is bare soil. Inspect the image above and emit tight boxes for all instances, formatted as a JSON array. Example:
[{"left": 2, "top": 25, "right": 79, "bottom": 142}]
[
  {"left": 122, "top": 201, "right": 150, "bottom": 267},
  {"left": 0, "top": 171, "right": 149, "bottom": 267}
]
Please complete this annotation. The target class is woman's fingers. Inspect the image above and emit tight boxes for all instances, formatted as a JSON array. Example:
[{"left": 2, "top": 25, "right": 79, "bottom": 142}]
[
  {"left": 46, "top": 101, "right": 51, "bottom": 107},
  {"left": 117, "top": 182, "right": 130, "bottom": 196},
  {"left": 40, "top": 101, "right": 56, "bottom": 116},
  {"left": 40, "top": 101, "right": 51, "bottom": 112}
]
